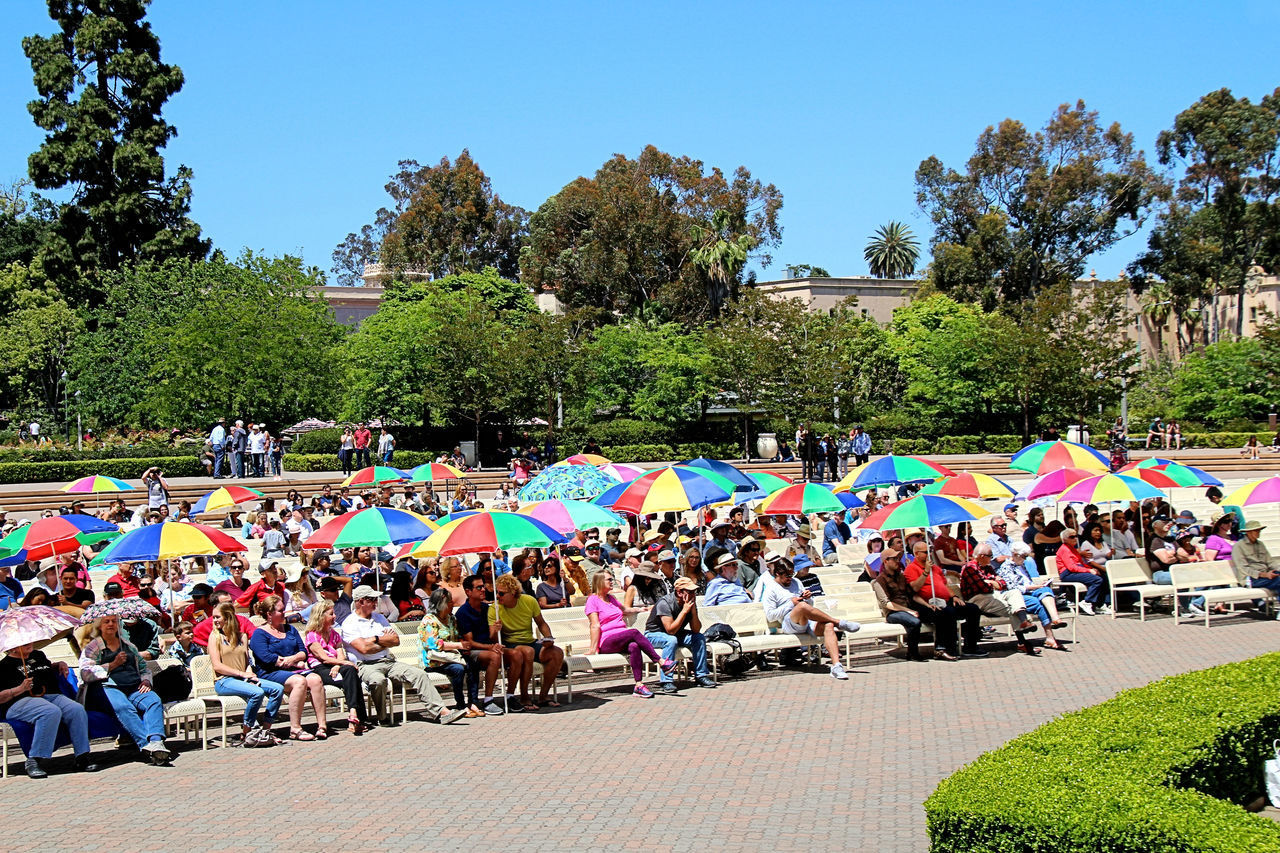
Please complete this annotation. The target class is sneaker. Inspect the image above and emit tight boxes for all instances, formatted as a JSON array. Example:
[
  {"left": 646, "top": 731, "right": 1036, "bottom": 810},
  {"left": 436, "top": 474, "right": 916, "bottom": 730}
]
[
  {"left": 695, "top": 676, "right": 717, "bottom": 689},
  {"left": 659, "top": 658, "right": 678, "bottom": 674},
  {"left": 482, "top": 701, "right": 506, "bottom": 716},
  {"left": 1188, "top": 603, "right": 1206, "bottom": 617},
  {"left": 1097, "top": 604, "right": 1113, "bottom": 615},
  {"left": 658, "top": 682, "right": 680, "bottom": 695},
  {"left": 1078, "top": 602, "right": 1095, "bottom": 616},
  {"left": 960, "top": 649, "right": 990, "bottom": 658},
  {"left": 830, "top": 662, "right": 849, "bottom": 680},
  {"left": 836, "top": 620, "right": 861, "bottom": 634},
  {"left": 438, "top": 707, "right": 467, "bottom": 725},
  {"left": 634, "top": 684, "right": 654, "bottom": 698},
  {"left": 143, "top": 741, "right": 171, "bottom": 764}
]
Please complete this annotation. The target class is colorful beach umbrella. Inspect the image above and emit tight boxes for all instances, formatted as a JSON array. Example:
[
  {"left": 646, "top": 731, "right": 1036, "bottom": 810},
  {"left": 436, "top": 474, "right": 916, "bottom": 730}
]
[
  {"left": 1012, "top": 467, "right": 1100, "bottom": 502},
  {"left": 597, "top": 462, "right": 647, "bottom": 482},
  {"left": 1119, "top": 458, "right": 1223, "bottom": 487},
  {"left": 407, "top": 462, "right": 467, "bottom": 483},
  {"left": 1054, "top": 473, "right": 1166, "bottom": 504},
  {"left": 302, "top": 507, "right": 439, "bottom": 551},
  {"left": 190, "top": 485, "right": 265, "bottom": 514},
  {"left": 0, "top": 515, "right": 119, "bottom": 561},
  {"left": 95, "top": 522, "right": 245, "bottom": 564},
  {"left": 861, "top": 494, "right": 987, "bottom": 531},
  {"left": 1110, "top": 467, "right": 1182, "bottom": 490},
  {"left": 406, "top": 511, "right": 568, "bottom": 558},
  {"left": 918, "top": 472, "right": 1016, "bottom": 500},
  {"left": 555, "top": 453, "right": 612, "bottom": 466},
  {"left": 678, "top": 457, "right": 756, "bottom": 490},
  {"left": 595, "top": 465, "right": 734, "bottom": 515},
  {"left": 1222, "top": 476, "right": 1280, "bottom": 508},
  {"left": 60, "top": 475, "right": 135, "bottom": 494},
  {"left": 841, "top": 455, "right": 956, "bottom": 492},
  {"left": 734, "top": 471, "right": 796, "bottom": 502},
  {"left": 1010, "top": 440, "right": 1108, "bottom": 475},
  {"left": 758, "top": 482, "right": 856, "bottom": 515},
  {"left": 517, "top": 465, "right": 620, "bottom": 502},
  {"left": 516, "top": 499, "right": 627, "bottom": 535},
  {"left": 340, "top": 465, "right": 411, "bottom": 488}
]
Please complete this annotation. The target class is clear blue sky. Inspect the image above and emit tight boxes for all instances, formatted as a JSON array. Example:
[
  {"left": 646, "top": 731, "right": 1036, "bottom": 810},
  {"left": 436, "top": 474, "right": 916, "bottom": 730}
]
[{"left": 2, "top": 1, "right": 1277, "bottom": 283}]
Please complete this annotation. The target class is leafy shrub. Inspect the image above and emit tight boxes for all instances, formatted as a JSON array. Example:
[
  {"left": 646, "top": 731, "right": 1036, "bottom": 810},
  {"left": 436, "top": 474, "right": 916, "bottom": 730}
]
[
  {"left": 598, "top": 444, "right": 676, "bottom": 463},
  {"left": 287, "top": 428, "right": 344, "bottom": 456},
  {"left": 282, "top": 451, "right": 435, "bottom": 473},
  {"left": 0, "top": 443, "right": 195, "bottom": 464},
  {"left": 0, "top": 457, "right": 205, "bottom": 484},
  {"left": 925, "top": 652, "right": 1280, "bottom": 852}
]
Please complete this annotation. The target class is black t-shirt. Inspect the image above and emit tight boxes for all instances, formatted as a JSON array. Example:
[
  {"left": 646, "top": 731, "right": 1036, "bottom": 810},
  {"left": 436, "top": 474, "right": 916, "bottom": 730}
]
[
  {"left": 1146, "top": 536, "right": 1176, "bottom": 571},
  {"left": 61, "top": 588, "right": 96, "bottom": 607},
  {"left": 0, "top": 649, "right": 59, "bottom": 717}
]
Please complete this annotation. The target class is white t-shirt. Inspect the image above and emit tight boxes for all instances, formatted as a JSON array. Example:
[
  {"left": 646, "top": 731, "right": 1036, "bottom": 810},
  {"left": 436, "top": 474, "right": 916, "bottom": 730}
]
[
  {"left": 28, "top": 422, "right": 39, "bottom": 438},
  {"left": 249, "top": 431, "right": 267, "bottom": 453},
  {"left": 338, "top": 611, "right": 393, "bottom": 662}
]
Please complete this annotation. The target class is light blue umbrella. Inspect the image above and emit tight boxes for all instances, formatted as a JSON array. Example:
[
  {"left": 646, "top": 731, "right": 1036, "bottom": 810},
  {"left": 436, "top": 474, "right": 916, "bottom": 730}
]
[{"left": 517, "top": 465, "right": 620, "bottom": 502}]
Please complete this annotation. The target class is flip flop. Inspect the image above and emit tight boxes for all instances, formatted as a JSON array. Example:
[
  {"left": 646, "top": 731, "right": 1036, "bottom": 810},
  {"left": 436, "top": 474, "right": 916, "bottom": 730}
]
[
  {"left": 289, "top": 729, "right": 315, "bottom": 741},
  {"left": 520, "top": 703, "right": 539, "bottom": 713}
]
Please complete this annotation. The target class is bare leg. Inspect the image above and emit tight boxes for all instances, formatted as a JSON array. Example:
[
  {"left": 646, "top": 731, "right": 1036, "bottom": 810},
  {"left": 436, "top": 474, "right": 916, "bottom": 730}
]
[
  {"left": 819, "top": 622, "right": 841, "bottom": 664},
  {"left": 306, "top": 673, "right": 327, "bottom": 729},
  {"left": 285, "top": 675, "right": 306, "bottom": 730},
  {"left": 537, "top": 645, "right": 565, "bottom": 702}
]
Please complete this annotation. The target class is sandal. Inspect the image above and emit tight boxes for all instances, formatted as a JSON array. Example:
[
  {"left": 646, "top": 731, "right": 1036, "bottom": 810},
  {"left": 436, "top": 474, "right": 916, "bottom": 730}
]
[
  {"left": 289, "top": 729, "right": 316, "bottom": 741},
  {"left": 1043, "top": 640, "right": 1065, "bottom": 651},
  {"left": 520, "top": 703, "right": 539, "bottom": 713},
  {"left": 542, "top": 698, "right": 561, "bottom": 707},
  {"left": 465, "top": 708, "right": 485, "bottom": 718},
  {"left": 315, "top": 728, "right": 329, "bottom": 740},
  {"left": 350, "top": 720, "right": 367, "bottom": 736}
]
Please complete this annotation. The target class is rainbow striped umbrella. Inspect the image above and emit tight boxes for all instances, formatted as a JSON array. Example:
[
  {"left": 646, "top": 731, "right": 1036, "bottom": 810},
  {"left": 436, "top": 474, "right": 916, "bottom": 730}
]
[
  {"left": 407, "top": 462, "right": 467, "bottom": 483},
  {"left": 302, "top": 506, "right": 438, "bottom": 550},
  {"left": 95, "top": 522, "right": 245, "bottom": 563},
  {"left": 340, "top": 465, "right": 411, "bottom": 487},
  {"left": 861, "top": 494, "right": 987, "bottom": 531},
  {"left": 918, "top": 472, "right": 1016, "bottom": 499},
  {"left": 0, "top": 515, "right": 120, "bottom": 561},
  {"left": 759, "top": 482, "right": 857, "bottom": 515},
  {"left": 1110, "top": 467, "right": 1182, "bottom": 490},
  {"left": 60, "top": 475, "right": 135, "bottom": 494},
  {"left": 405, "top": 511, "right": 567, "bottom": 558},
  {"left": 678, "top": 457, "right": 756, "bottom": 490},
  {"left": 734, "top": 471, "right": 795, "bottom": 501},
  {"left": 841, "top": 455, "right": 956, "bottom": 492},
  {"left": 1012, "top": 467, "right": 1100, "bottom": 501},
  {"left": 555, "top": 453, "right": 612, "bottom": 467},
  {"left": 1119, "top": 458, "right": 1223, "bottom": 487},
  {"left": 516, "top": 499, "right": 626, "bottom": 535},
  {"left": 1010, "top": 440, "right": 1108, "bottom": 475},
  {"left": 598, "top": 462, "right": 647, "bottom": 482},
  {"left": 190, "top": 485, "right": 265, "bottom": 514},
  {"left": 1055, "top": 473, "right": 1165, "bottom": 504},
  {"left": 595, "top": 465, "right": 734, "bottom": 514},
  {"left": 1223, "top": 476, "right": 1280, "bottom": 508}
]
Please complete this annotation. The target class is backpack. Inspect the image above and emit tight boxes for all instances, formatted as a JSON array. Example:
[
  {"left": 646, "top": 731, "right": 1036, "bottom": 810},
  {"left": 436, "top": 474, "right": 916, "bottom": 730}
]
[
  {"left": 704, "top": 623, "right": 758, "bottom": 677},
  {"left": 152, "top": 664, "right": 193, "bottom": 703}
]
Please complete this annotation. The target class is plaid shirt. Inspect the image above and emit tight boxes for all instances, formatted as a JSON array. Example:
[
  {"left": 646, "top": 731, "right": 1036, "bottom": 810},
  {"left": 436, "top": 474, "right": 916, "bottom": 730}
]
[{"left": 959, "top": 559, "right": 1005, "bottom": 599}]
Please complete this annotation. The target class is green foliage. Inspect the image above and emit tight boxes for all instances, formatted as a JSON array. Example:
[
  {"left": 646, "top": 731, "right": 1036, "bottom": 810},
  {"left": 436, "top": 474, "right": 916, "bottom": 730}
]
[
  {"left": 1167, "top": 339, "right": 1270, "bottom": 423},
  {"left": 0, "top": 300, "right": 83, "bottom": 418},
  {"left": 384, "top": 267, "right": 535, "bottom": 318},
  {"left": 281, "top": 450, "right": 434, "bottom": 473},
  {"left": 925, "top": 653, "right": 1280, "bottom": 852},
  {"left": 568, "top": 322, "right": 712, "bottom": 425},
  {"left": 72, "top": 253, "right": 343, "bottom": 430},
  {"left": 520, "top": 145, "right": 782, "bottom": 323},
  {"left": 23, "top": 0, "right": 208, "bottom": 304},
  {"left": 333, "top": 151, "right": 527, "bottom": 286},
  {"left": 287, "top": 428, "right": 344, "bottom": 456},
  {"left": 0, "top": 442, "right": 194, "bottom": 464},
  {"left": 917, "top": 100, "right": 1169, "bottom": 304},
  {"left": 0, "top": 455, "right": 205, "bottom": 485},
  {"left": 864, "top": 220, "right": 920, "bottom": 278}
]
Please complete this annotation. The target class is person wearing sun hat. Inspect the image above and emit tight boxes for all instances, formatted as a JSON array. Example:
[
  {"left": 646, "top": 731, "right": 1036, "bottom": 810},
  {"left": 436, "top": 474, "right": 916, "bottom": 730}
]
[
  {"left": 1231, "top": 520, "right": 1280, "bottom": 609},
  {"left": 644, "top": 576, "right": 716, "bottom": 694}
]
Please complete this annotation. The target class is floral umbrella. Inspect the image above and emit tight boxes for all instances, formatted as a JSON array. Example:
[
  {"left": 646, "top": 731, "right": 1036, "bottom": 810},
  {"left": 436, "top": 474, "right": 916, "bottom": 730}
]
[
  {"left": 517, "top": 465, "right": 620, "bottom": 502},
  {"left": 79, "top": 598, "right": 161, "bottom": 625},
  {"left": 0, "top": 606, "right": 81, "bottom": 653}
]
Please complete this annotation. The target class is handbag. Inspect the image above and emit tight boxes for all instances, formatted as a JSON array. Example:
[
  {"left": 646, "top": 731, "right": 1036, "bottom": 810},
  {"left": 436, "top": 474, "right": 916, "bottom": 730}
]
[
  {"left": 1266, "top": 740, "right": 1280, "bottom": 806},
  {"left": 427, "top": 649, "right": 464, "bottom": 665}
]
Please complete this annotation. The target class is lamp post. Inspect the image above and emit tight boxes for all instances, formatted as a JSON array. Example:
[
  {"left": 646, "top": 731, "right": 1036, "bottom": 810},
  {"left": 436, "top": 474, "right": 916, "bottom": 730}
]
[
  {"left": 74, "top": 390, "right": 82, "bottom": 451},
  {"left": 60, "top": 370, "right": 68, "bottom": 443}
]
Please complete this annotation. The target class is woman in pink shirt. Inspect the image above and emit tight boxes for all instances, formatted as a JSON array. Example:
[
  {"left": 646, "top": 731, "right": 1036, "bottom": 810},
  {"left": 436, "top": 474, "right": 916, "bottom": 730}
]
[
  {"left": 303, "top": 600, "right": 368, "bottom": 735},
  {"left": 584, "top": 574, "right": 674, "bottom": 698}
]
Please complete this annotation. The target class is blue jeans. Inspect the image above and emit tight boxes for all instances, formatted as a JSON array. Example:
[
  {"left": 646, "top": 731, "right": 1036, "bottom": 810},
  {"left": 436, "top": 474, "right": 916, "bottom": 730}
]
[
  {"left": 1058, "top": 569, "right": 1108, "bottom": 605},
  {"left": 104, "top": 685, "right": 166, "bottom": 748},
  {"left": 212, "top": 444, "right": 225, "bottom": 478},
  {"left": 215, "top": 676, "right": 284, "bottom": 727},
  {"left": 434, "top": 661, "right": 480, "bottom": 708},
  {"left": 231, "top": 450, "right": 244, "bottom": 478},
  {"left": 1021, "top": 587, "right": 1056, "bottom": 624},
  {"left": 885, "top": 610, "right": 922, "bottom": 656},
  {"left": 643, "top": 630, "right": 709, "bottom": 683},
  {"left": 6, "top": 694, "right": 90, "bottom": 759},
  {"left": 1151, "top": 570, "right": 1202, "bottom": 609}
]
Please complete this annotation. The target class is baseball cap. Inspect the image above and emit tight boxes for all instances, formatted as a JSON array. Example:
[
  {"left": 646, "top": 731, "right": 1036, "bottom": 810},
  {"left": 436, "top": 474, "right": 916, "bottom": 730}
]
[
  {"left": 624, "top": 547, "right": 644, "bottom": 559},
  {"left": 674, "top": 577, "right": 698, "bottom": 592},
  {"left": 655, "top": 549, "right": 676, "bottom": 562},
  {"left": 190, "top": 583, "right": 213, "bottom": 597},
  {"left": 317, "top": 576, "right": 343, "bottom": 592},
  {"left": 352, "top": 586, "right": 380, "bottom": 601}
]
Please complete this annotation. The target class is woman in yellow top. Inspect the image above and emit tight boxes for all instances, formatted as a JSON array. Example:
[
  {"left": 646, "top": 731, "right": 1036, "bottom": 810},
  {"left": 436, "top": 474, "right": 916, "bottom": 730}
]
[{"left": 493, "top": 574, "right": 563, "bottom": 711}]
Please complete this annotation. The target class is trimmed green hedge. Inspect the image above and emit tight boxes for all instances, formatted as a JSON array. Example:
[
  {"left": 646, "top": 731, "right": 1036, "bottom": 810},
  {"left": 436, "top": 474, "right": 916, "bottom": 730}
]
[
  {"left": 0, "top": 456, "right": 206, "bottom": 484},
  {"left": 282, "top": 451, "right": 436, "bottom": 473},
  {"left": 287, "top": 428, "right": 344, "bottom": 455},
  {"left": 0, "top": 444, "right": 196, "bottom": 464},
  {"left": 925, "top": 652, "right": 1280, "bottom": 852}
]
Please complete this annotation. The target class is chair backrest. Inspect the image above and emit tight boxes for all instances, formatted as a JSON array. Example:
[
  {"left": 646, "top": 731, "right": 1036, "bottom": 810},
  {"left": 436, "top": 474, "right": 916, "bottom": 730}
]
[
  {"left": 763, "top": 539, "right": 790, "bottom": 557},
  {"left": 1170, "top": 560, "right": 1237, "bottom": 592},
  {"left": 835, "top": 542, "right": 863, "bottom": 567},
  {"left": 189, "top": 655, "right": 217, "bottom": 698},
  {"left": 706, "top": 602, "right": 768, "bottom": 635},
  {"left": 1043, "top": 556, "right": 1058, "bottom": 576},
  {"left": 1105, "top": 557, "right": 1152, "bottom": 586}
]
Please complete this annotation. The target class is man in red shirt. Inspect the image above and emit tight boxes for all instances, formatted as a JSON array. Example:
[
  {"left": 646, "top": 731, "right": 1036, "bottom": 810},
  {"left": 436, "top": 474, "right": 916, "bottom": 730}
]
[
  {"left": 235, "top": 560, "right": 287, "bottom": 611},
  {"left": 353, "top": 422, "right": 372, "bottom": 470},
  {"left": 180, "top": 583, "right": 215, "bottom": 624},
  {"left": 192, "top": 591, "right": 257, "bottom": 647},
  {"left": 903, "top": 541, "right": 985, "bottom": 660},
  {"left": 106, "top": 562, "right": 143, "bottom": 598},
  {"left": 1054, "top": 528, "right": 1109, "bottom": 616}
]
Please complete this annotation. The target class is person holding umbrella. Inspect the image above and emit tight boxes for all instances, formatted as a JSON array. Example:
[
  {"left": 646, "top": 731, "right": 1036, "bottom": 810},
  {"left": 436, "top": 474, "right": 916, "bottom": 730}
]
[
  {"left": 78, "top": 610, "right": 171, "bottom": 764},
  {"left": 0, "top": 606, "right": 97, "bottom": 777}
]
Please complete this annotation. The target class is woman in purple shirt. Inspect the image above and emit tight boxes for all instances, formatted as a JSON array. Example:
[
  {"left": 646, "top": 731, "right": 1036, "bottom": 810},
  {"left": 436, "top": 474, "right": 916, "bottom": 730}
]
[{"left": 1203, "top": 514, "right": 1237, "bottom": 562}]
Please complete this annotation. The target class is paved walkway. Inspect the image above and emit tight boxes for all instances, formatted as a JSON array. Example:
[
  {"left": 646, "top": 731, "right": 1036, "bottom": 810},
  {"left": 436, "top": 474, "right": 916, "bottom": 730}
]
[{"left": 6, "top": 610, "right": 1278, "bottom": 851}]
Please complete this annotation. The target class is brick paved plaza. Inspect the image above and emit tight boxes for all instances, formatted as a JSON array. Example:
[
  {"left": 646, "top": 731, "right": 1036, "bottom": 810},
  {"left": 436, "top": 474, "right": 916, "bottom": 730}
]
[{"left": 4, "top": 610, "right": 1276, "bottom": 852}]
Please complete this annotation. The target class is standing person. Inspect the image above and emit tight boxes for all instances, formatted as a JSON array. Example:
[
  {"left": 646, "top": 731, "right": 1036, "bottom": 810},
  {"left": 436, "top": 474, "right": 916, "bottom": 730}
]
[
  {"left": 141, "top": 466, "right": 170, "bottom": 512},
  {"left": 230, "top": 420, "right": 247, "bottom": 479},
  {"left": 824, "top": 435, "right": 839, "bottom": 482},
  {"left": 837, "top": 430, "right": 853, "bottom": 479},
  {"left": 352, "top": 422, "right": 372, "bottom": 470},
  {"left": 248, "top": 424, "right": 267, "bottom": 478},
  {"left": 378, "top": 427, "right": 396, "bottom": 464},
  {"left": 209, "top": 418, "right": 227, "bottom": 479},
  {"left": 338, "top": 428, "right": 355, "bottom": 476},
  {"left": 800, "top": 427, "right": 818, "bottom": 481},
  {"left": 851, "top": 424, "right": 872, "bottom": 467}
]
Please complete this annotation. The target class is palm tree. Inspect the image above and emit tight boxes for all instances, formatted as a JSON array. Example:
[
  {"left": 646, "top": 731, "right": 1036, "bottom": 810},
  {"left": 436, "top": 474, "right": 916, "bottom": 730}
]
[
  {"left": 864, "top": 221, "right": 920, "bottom": 279},
  {"left": 1139, "top": 281, "right": 1173, "bottom": 355},
  {"left": 691, "top": 209, "right": 756, "bottom": 315}
]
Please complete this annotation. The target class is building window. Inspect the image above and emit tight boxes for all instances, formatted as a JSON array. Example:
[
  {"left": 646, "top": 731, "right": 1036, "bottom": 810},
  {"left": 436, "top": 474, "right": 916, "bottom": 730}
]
[{"left": 1251, "top": 306, "right": 1258, "bottom": 323}]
